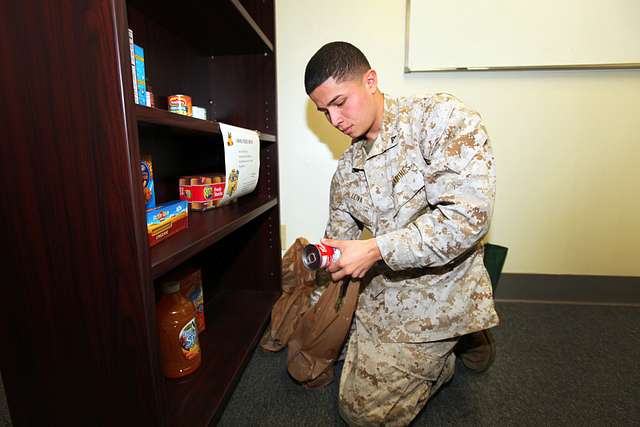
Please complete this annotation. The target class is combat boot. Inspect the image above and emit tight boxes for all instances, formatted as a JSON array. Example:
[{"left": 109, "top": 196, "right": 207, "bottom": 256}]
[{"left": 454, "top": 329, "right": 495, "bottom": 372}]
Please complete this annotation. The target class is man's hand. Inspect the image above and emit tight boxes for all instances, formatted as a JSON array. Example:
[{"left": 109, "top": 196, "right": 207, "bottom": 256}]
[{"left": 322, "top": 238, "right": 382, "bottom": 281}]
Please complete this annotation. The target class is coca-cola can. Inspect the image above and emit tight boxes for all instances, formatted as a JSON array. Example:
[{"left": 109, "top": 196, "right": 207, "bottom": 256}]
[{"left": 302, "top": 243, "right": 341, "bottom": 271}]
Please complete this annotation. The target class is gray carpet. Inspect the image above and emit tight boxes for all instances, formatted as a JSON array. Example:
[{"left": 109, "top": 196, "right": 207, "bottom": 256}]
[
  {"left": 1, "top": 302, "right": 637, "bottom": 425},
  {"left": 219, "top": 302, "right": 640, "bottom": 426}
]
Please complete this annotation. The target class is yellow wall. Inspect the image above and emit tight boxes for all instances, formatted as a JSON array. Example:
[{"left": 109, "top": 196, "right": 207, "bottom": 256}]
[{"left": 276, "top": 0, "right": 640, "bottom": 276}]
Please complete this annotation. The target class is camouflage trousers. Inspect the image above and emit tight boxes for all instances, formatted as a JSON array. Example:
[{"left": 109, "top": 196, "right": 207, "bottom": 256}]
[{"left": 338, "top": 315, "right": 458, "bottom": 426}]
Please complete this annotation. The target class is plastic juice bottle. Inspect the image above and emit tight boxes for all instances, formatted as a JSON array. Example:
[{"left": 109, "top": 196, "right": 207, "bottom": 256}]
[{"left": 157, "top": 281, "right": 202, "bottom": 378}]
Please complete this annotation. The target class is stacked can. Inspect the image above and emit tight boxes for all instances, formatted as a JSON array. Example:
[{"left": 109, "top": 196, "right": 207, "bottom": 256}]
[
  {"left": 168, "top": 95, "right": 192, "bottom": 116},
  {"left": 302, "top": 243, "right": 341, "bottom": 271}
]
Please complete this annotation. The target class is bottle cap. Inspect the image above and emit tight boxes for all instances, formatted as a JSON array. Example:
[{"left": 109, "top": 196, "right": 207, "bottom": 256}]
[{"left": 161, "top": 281, "right": 180, "bottom": 294}]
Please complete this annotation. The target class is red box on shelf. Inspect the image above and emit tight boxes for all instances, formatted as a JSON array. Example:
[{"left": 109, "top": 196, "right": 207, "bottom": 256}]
[{"left": 179, "top": 174, "right": 226, "bottom": 211}]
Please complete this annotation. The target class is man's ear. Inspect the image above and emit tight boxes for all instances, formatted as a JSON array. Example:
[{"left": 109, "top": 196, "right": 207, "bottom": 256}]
[{"left": 363, "top": 69, "right": 378, "bottom": 93}]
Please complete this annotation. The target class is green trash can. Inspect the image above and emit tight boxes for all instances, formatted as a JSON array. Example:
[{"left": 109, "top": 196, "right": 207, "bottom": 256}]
[{"left": 483, "top": 243, "right": 508, "bottom": 292}]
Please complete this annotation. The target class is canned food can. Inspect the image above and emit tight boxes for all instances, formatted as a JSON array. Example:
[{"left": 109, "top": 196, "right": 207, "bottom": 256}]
[
  {"left": 302, "top": 243, "right": 341, "bottom": 271},
  {"left": 168, "top": 94, "right": 193, "bottom": 116}
]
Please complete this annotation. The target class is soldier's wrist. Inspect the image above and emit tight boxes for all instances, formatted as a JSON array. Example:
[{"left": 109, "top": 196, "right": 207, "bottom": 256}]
[{"left": 368, "top": 238, "right": 382, "bottom": 262}]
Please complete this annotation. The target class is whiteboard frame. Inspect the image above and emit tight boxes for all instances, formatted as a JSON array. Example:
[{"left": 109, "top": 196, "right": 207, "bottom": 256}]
[{"left": 404, "top": 0, "right": 640, "bottom": 73}]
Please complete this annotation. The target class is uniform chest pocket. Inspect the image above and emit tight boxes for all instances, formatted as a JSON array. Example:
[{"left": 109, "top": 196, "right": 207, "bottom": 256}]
[{"left": 392, "top": 163, "right": 426, "bottom": 215}]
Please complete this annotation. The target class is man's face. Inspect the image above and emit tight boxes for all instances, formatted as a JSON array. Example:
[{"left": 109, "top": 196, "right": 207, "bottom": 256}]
[{"left": 309, "top": 71, "right": 378, "bottom": 139}]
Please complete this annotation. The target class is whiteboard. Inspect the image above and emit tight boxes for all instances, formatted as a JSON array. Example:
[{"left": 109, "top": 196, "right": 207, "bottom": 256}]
[{"left": 405, "top": 0, "right": 640, "bottom": 72}]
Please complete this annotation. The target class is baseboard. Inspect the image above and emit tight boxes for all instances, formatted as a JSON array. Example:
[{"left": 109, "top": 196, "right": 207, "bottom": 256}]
[{"left": 494, "top": 273, "right": 640, "bottom": 305}]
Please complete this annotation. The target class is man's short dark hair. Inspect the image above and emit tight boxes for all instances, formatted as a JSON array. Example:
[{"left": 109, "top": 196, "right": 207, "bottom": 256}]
[{"left": 304, "top": 42, "right": 371, "bottom": 95}]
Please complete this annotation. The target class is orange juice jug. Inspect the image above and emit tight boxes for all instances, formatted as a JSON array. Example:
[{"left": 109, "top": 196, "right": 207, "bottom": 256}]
[{"left": 157, "top": 281, "right": 202, "bottom": 378}]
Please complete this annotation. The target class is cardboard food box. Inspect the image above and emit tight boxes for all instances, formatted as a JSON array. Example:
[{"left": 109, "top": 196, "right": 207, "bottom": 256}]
[
  {"left": 179, "top": 174, "right": 226, "bottom": 211},
  {"left": 178, "top": 268, "right": 205, "bottom": 333},
  {"left": 157, "top": 267, "right": 205, "bottom": 333},
  {"left": 140, "top": 155, "right": 156, "bottom": 209},
  {"left": 146, "top": 200, "right": 188, "bottom": 247}
]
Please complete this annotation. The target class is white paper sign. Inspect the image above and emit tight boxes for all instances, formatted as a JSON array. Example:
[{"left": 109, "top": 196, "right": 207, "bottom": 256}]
[{"left": 219, "top": 123, "right": 260, "bottom": 202}]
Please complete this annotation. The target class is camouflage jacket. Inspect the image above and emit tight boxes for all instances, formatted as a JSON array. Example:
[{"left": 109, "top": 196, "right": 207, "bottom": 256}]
[{"left": 325, "top": 94, "right": 499, "bottom": 342}]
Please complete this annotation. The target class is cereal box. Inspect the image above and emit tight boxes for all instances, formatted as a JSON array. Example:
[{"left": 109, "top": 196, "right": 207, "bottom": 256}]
[
  {"left": 140, "top": 155, "right": 156, "bottom": 209},
  {"left": 178, "top": 268, "right": 205, "bottom": 333},
  {"left": 133, "top": 44, "right": 147, "bottom": 106},
  {"left": 146, "top": 200, "right": 188, "bottom": 247}
]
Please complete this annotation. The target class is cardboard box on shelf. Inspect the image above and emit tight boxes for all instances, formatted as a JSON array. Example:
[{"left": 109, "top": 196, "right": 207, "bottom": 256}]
[
  {"left": 157, "top": 267, "right": 206, "bottom": 334},
  {"left": 140, "top": 155, "right": 156, "bottom": 209},
  {"left": 178, "top": 268, "right": 205, "bottom": 333},
  {"left": 146, "top": 200, "right": 188, "bottom": 247}
]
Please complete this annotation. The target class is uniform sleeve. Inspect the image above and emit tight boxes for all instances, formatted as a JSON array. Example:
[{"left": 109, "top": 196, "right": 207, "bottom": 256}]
[
  {"left": 375, "top": 104, "right": 496, "bottom": 270},
  {"left": 324, "top": 166, "right": 362, "bottom": 241}
]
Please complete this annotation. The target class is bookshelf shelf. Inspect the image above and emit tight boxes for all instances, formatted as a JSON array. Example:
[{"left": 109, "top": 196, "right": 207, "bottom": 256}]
[
  {"left": 151, "top": 197, "right": 278, "bottom": 279},
  {"left": 136, "top": 105, "right": 276, "bottom": 142}
]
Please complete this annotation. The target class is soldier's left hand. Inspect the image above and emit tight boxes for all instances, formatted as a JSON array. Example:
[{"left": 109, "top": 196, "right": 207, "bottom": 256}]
[{"left": 322, "top": 238, "right": 382, "bottom": 281}]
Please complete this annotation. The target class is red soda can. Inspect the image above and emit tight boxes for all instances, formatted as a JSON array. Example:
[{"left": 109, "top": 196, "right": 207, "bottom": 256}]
[{"left": 302, "top": 243, "right": 341, "bottom": 271}]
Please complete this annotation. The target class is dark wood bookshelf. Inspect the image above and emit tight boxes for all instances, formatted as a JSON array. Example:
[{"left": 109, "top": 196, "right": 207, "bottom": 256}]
[
  {"left": 0, "top": 0, "right": 280, "bottom": 425},
  {"left": 151, "top": 197, "right": 278, "bottom": 278}
]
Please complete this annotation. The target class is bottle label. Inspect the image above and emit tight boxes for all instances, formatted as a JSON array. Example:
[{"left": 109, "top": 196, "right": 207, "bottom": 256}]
[{"left": 179, "top": 318, "right": 200, "bottom": 360}]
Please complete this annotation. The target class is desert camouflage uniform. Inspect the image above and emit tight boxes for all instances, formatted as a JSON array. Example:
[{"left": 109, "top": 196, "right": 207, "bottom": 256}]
[{"left": 325, "top": 94, "right": 499, "bottom": 425}]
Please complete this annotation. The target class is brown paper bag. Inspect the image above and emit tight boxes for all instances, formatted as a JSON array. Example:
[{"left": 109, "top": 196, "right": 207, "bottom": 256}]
[
  {"left": 286, "top": 279, "right": 359, "bottom": 388},
  {"left": 260, "top": 237, "right": 316, "bottom": 352}
]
